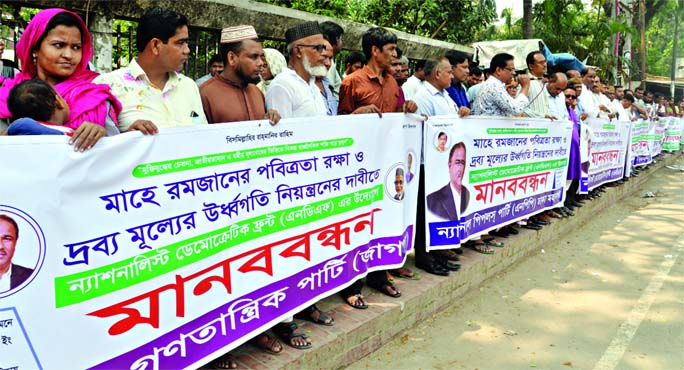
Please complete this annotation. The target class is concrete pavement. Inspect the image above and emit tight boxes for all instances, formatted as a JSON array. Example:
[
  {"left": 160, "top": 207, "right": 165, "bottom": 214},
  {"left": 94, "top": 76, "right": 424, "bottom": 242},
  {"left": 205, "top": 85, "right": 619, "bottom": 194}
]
[{"left": 208, "top": 151, "right": 683, "bottom": 370}]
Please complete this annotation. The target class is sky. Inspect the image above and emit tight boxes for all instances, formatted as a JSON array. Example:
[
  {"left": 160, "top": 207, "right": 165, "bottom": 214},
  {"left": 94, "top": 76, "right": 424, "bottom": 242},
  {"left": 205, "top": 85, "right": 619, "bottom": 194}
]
[{"left": 494, "top": 0, "right": 524, "bottom": 24}]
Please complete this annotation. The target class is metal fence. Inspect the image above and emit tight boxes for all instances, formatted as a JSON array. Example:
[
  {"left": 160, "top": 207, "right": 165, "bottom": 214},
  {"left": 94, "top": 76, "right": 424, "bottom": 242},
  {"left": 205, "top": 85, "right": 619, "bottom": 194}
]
[
  {"left": 111, "top": 21, "right": 221, "bottom": 79},
  {"left": 1, "top": 4, "right": 223, "bottom": 80}
]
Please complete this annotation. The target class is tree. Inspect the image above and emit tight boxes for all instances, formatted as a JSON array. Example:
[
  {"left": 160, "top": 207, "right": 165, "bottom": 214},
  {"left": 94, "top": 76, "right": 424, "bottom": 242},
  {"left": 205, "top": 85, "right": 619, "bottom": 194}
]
[
  {"left": 257, "top": 0, "right": 497, "bottom": 44},
  {"left": 523, "top": 0, "right": 533, "bottom": 38},
  {"left": 640, "top": 0, "right": 684, "bottom": 77}
]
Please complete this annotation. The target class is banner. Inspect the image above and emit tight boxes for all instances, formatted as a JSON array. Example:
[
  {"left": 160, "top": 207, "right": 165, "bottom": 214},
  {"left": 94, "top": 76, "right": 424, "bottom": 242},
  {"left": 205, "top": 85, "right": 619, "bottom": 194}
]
[
  {"left": 649, "top": 119, "right": 666, "bottom": 157},
  {"left": 424, "top": 116, "right": 572, "bottom": 250},
  {"left": 662, "top": 116, "right": 682, "bottom": 152},
  {"left": 0, "top": 113, "right": 421, "bottom": 370},
  {"left": 630, "top": 120, "right": 652, "bottom": 167},
  {"left": 580, "top": 118, "right": 630, "bottom": 192}
]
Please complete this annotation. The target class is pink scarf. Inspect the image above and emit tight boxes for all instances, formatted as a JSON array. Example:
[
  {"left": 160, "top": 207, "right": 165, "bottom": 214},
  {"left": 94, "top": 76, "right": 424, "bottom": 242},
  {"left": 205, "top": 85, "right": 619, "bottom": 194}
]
[{"left": 0, "top": 8, "right": 121, "bottom": 129}]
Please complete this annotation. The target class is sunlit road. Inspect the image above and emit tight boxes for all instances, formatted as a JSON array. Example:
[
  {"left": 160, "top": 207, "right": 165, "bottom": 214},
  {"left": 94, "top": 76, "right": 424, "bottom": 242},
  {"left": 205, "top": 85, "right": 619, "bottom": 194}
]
[{"left": 349, "top": 158, "right": 684, "bottom": 370}]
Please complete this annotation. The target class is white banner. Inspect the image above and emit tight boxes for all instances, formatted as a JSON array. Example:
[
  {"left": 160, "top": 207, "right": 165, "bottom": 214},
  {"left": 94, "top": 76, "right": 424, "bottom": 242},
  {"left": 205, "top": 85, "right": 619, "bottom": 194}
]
[
  {"left": 0, "top": 113, "right": 421, "bottom": 370},
  {"left": 580, "top": 118, "right": 631, "bottom": 192},
  {"left": 424, "top": 116, "right": 572, "bottom": 250},
  {"left": 662, "top": 116, "right": 682, "bottom": 151}
]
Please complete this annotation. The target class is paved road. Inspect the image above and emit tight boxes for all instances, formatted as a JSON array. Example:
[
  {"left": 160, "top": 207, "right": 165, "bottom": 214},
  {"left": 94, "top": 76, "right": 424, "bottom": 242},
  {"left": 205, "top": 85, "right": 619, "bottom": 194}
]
[{"left": 348, "top": 158, "right": 684, "bottom": 370}]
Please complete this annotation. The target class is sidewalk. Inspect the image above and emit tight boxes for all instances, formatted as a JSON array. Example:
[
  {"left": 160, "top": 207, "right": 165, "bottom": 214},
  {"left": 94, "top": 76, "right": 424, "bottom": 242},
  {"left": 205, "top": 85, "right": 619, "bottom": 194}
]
[{"left": 213, "top": 152, "right": 683, "bottom": 370}]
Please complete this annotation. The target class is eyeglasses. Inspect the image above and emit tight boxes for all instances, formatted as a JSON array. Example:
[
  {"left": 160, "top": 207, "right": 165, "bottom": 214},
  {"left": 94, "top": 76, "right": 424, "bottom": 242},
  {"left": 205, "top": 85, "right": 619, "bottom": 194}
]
[
  {"left": 394, "top": 180, "right": 404, "bottom": 185},
  {"left": 566, "top": 95, "right": 577, "bottom": 99},
  {"left": 503, "top": 67, "right": 516, "bottom": 73},
  {"left": 296, "top": 44, "right": 327, "bottom": 53},
  {"left": 451, "top": 159, "right": 466, "bottom": 166}
]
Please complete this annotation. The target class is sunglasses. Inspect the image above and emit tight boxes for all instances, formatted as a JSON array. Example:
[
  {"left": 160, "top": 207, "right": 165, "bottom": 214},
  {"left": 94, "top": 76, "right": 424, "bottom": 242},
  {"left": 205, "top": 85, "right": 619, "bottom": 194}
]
[
  {"left": 296, "top": 44, "right": 327, "bottom": 53},
  {"left": 566, "top": 95, "right": 577, "bottom": 99}
]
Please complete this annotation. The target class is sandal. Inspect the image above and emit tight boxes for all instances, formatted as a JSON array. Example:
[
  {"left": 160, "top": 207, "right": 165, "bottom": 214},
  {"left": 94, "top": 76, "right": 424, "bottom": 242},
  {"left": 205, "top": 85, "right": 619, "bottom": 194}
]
[
  {"left": 374, "top": 283, "right": 402, "bottom": 298},
  {"left": 344, "top": 293, "right": 368, "bottom": 309},
  {"left": 252, "top": 333, "right": 282, "bottom": 355},
  {"left": 482, "top": 237, "right": 505, "bottom": 248},
  {"left": 211, "top": 353, "right": 238, "bottom": 369},
  {"left": 273, "top": 322, "right": 312, "bottom": 350},
  {"left": 466, "top": 241, "right": 495, "bottom": 254},
  {"left": 294, "top": 304, "right": 335, "bottom": 326}
]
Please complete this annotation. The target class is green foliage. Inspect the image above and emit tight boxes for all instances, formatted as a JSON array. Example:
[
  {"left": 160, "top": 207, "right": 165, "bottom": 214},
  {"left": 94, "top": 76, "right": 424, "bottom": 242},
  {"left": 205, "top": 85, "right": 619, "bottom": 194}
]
[
  {"left": 482, "top": 0, "right": 637, "bottom": 82},
  {"left": 256, "top": 0, "right": 497, "bottom": 44},
  {"left": 640, "top": 0, "right": 684, "bottom": 77},
  {"left": 111, "top": 19, "right": 137, "bottom": 69},
  {"left": 0, "top": 5, "right": 42, "bottom": 64}
]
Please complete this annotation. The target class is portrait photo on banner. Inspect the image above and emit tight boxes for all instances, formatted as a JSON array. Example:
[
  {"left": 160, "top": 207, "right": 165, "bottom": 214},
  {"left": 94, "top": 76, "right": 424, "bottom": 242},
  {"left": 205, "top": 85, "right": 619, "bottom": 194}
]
[
  {"left": 426, "top": 141, "right": 470, "bottom": 221},
  {"left": 0, "top": 206, "right": 45, "bottom": 297}
]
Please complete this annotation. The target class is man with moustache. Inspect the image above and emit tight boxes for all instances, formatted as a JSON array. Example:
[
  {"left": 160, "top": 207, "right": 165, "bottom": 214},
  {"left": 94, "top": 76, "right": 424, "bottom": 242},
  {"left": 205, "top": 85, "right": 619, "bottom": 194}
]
[
  {"left": 265, "top": 21, "right": 328, "bottom": 118},
  {"left": 0, "top": 215, "right": 33, "bottom": 293},
  {"left": 337, "top": 26, "right": 417, "bottom": 305},
  {"left": 200, "top": 25, "right": 279, "bottom": 124},
  {"left": 523, "top": 51, "right": 551, "bottom": 118},
  {"left": 94, "top": 8, "right": 206, "bottom": 134},
  {"left": 314, "top": 39, "right": 338, "bottom": 116},
  {"left": 472, "top": 53, "right": 531, "bottom": 116},
  {"left": 263, "top": 22, "right": 333, "bottom": 352},
  {"left": 338, "top": 27, "right": 417, "bottom": 115},
  {"left": 413, "top": 58, "right": 470, "bottom": 276},
  {"left": 427, "top": 142, "right": 470, "bottom": 220}
]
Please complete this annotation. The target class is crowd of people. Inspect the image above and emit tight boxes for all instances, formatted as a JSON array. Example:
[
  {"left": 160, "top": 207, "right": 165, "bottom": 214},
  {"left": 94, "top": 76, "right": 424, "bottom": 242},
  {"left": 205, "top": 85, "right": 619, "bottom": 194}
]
[{"left": 1, "top": 6, "right": 683, "bottom": 369}]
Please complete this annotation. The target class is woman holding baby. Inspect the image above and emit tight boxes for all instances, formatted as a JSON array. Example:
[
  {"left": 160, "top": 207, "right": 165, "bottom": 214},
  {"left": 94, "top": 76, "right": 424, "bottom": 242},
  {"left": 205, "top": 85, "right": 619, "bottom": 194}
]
[{"left": 0, "top": 8, "right": 121, "bottom": 151}]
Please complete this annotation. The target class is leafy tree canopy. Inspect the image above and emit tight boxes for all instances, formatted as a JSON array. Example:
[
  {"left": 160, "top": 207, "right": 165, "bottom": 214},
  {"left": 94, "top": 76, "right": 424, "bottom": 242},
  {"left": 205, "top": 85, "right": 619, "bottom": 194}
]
[{"left": 257, "top": 0, "right": 497, "bottom": 44}]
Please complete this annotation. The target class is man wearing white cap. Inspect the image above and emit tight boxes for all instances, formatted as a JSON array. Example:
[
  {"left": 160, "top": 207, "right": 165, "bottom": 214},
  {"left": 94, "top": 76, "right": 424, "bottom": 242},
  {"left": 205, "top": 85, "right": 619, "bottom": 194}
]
[
  {"left": 200, "top": 25, "right": 280, "bottom": 125},
  {"left": 265, "top": 21, "right": 328, "bottom": 118}
]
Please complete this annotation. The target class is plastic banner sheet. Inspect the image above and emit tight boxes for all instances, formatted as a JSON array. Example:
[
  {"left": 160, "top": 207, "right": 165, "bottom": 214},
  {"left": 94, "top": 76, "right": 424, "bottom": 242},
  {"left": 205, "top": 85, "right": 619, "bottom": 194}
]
[
  {"left": 424, "top": 116, "right": 572, "bottom": 251},
  {"left": 0, "top": 113, "right": 421, "bottom": 369}
]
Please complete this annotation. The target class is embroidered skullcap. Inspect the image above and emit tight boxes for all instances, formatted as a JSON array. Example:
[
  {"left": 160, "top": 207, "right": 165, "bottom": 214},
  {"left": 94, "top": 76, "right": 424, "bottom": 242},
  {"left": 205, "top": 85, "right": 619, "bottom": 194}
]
[
  {"left": 221, "top": 25, "right": 258, "bottom": 44},
  {"left": 285, "top": 21, "right": 321, "bottom": 44}
]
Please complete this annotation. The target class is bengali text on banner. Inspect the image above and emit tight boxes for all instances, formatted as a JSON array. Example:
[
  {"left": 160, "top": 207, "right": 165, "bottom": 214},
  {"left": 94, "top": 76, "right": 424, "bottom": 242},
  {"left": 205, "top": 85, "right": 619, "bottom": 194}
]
[
  {"left": 424, "top": 116, "right": 573, "bottom": 251},
  {"left": 0, "top": 113, "right": 421, "bottom": 370},
  {"left": 579, "top": 118, "right": 631, "bottom": 192}
]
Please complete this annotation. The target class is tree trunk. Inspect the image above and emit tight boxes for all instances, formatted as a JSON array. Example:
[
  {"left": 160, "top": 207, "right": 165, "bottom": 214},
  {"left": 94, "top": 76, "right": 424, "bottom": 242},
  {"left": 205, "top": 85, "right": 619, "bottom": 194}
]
[{"left": 523, "top": 0, "right": 533, "bottom": 39}]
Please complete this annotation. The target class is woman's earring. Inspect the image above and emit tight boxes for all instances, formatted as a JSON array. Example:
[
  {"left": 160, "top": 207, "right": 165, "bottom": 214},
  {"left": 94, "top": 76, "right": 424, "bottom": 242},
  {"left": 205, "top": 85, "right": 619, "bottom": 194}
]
[{"left": 32, "top": 54, "right": 37, "bottom": 64}]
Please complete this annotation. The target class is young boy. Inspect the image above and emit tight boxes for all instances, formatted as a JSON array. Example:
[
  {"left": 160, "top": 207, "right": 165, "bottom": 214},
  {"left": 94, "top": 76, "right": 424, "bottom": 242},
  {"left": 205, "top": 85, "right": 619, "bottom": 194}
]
[{"left": 6, "top": 79, "right": 73, "bottom": 136}]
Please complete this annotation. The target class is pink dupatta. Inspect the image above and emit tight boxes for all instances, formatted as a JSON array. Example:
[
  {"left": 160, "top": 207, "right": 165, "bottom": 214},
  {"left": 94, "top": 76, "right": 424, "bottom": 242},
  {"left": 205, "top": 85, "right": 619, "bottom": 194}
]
[{"left": 0, "top": 8, "right": 121, "bottom": 129}]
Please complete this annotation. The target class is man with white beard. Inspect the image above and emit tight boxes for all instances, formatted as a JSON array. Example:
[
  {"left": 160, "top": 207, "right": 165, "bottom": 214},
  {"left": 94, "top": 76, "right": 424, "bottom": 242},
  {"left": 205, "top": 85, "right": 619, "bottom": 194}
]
[{"left": 265, "top": 21, "right": 328, "bottom": 118}]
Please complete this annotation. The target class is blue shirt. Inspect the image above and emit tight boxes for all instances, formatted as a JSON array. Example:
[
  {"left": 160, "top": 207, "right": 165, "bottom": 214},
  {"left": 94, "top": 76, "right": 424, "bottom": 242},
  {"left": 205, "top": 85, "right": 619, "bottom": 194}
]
[
  {"left": 446, "top": 83, "right": 469, "bottom": 109},
  {"left": 320, "top": 77, "right": 338, "bottom": 116}
]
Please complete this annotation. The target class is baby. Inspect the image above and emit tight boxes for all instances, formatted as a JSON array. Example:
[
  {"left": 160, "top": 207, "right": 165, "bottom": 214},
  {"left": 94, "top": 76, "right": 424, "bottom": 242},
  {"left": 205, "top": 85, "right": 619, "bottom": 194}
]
[{"left": 6, "top": 79, "right": 73, "bottom": 136}]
